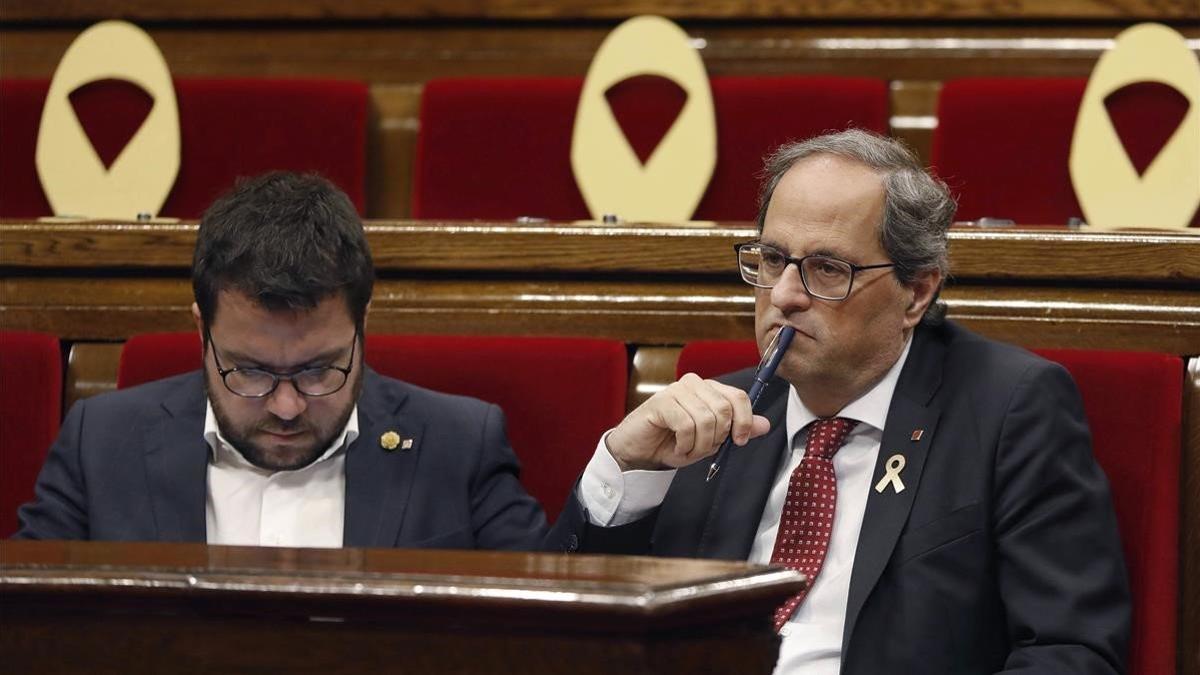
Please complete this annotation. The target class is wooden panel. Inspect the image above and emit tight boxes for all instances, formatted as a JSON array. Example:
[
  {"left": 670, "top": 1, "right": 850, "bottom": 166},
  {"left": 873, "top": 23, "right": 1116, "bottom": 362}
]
[
  {"left": 2, "top": 223, "right": 1198, "bottom": 356},
  {"left": 4, "top": 222, "right": 1199, "bottom": 283},
  {"left": 2, "top": 0, "right": 1196, "bottom": 21},
  {"left": 4, "top": 276, "right": 1197, "bottom": 351},
  {"left": 1185, "top": 358, "right": 1200, "bottom": 675},
  {"left": 64, "top": 342, "right": 121, "bottom": 412},
  {"left": 368, "top": 84, "right": 422, "bottom": 219},
  {"left": 889, "top": 80, "right": 941, "bottom": 166},
  {"left": 4, "top": 26, "right": 1198, "bottom": 85},
  {"left": 629, "top": 346, "right": 682, "bottom": 411},
  {"left": 1, "top": 541, "right": 804, "bottom": 675}
]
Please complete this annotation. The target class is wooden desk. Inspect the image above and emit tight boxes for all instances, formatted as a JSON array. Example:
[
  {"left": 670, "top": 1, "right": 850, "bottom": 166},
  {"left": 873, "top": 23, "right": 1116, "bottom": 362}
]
[
  {"left": 2, "top": 220, "right": 1196, "bottom": 351},
  {"left": 0, "top": 540, "right": 804, "bottom": 674}
]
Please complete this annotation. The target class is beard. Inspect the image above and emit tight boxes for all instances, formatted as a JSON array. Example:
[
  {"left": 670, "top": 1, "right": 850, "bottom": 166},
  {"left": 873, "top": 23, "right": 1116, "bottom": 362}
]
[{"left": 206, "top": 368, "right": 363, "bottom": 472}]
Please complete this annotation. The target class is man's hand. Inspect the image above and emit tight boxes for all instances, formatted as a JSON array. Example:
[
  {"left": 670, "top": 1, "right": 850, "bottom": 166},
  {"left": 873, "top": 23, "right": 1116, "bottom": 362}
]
[{"left": 605, "top": 373, "right": 771, "bottom": 471}]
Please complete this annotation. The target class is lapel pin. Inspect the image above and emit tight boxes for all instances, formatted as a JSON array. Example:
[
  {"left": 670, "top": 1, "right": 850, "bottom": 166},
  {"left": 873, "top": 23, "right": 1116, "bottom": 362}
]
[
  {"left": 910, "top": 429, "right": 923, "bottom": 442},
  {"left": 380, "top": 431, "right": 401, "bottom": 451},
  {"left": 874, "top": 454, "right": 907, "bottom": 494},
  {"left": 401, "top": 438, "right": 414, "bottom": 450}
]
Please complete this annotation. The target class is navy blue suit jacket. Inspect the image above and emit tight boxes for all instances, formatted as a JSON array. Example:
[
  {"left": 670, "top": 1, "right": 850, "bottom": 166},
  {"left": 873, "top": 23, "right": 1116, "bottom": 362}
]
[
  {"left": 567, "top": 321, "right": 1131, "bottom": 674},
  {"left": 16, "top": 368, "right": 584, "bottom": 550}
]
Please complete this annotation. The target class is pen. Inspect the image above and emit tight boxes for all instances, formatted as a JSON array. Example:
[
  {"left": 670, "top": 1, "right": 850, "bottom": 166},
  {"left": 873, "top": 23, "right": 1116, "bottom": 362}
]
[{"left": 706, "top": 325, "right": 796, "bottom": 482}]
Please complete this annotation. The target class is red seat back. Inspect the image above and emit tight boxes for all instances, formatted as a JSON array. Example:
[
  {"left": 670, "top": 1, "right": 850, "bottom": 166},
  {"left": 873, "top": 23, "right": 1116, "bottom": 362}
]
[
  {"left": 0, "top": 78, "right": 369, "bottom": 218},
  {"left": 1034, "top": 349, "right": 1181, "bottom": 675},
  {"left": 931, "top": 77, "right": 1198, "bottom": 226},
  {"left": 118, "top": 332, "right": 629, "bottom": 521},
  {"left": 413, "top": 76, "right": 889, "bottom": 221},
  {"left": 0, "top": 331, "right": 62, "bottom": 538},
  {"left": 117, "top": 332, "right": 203, "bottom": 389},
  {"left": 677, "top": 339, "right": 1181, "bottom": 675},
  {"left": 365, "top": 335, "right": 628, "bottom": 520}
]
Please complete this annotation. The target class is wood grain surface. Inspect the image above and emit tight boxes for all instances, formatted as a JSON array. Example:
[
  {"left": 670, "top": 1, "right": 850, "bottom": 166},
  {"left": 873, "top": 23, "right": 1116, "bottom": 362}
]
[
  {"left": 1, "top": 541, "right": 803, "bottom": 675},
  {"left": 4, "top": 221, "right": 1199, "bottom": 282},
  {"left": 3, "top": 0, "right": 1197, "bottom": 21}
]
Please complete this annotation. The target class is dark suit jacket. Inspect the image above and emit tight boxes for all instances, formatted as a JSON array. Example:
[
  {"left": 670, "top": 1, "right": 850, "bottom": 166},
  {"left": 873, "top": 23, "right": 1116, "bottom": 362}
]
[
  {"left": 568, "top": 321, "right": 1130, "bottom": 674},
  {"left": 16, "top": 368, "right": 585, "bottom": 550}
]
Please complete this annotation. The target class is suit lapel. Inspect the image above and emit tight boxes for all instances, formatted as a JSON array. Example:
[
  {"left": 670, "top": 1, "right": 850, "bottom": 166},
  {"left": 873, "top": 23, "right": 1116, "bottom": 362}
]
[
  {"left": 144, "top": 372, "right": 209, "bottom": 542},
  {"left": 841, "top": 326, "right": 945, "bottom": 655},
  {"left": 696, "top": 376, "right": 792, "bottom": 560},
  {"left": 343, "top": 370, "right": 421, "bottom": 548}
]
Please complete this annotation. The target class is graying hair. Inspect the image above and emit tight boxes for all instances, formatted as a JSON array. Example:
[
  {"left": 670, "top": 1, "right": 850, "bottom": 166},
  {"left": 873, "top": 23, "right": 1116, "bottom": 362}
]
[{"left": 755, "top": 129, "right": 955, "bottom": 324}]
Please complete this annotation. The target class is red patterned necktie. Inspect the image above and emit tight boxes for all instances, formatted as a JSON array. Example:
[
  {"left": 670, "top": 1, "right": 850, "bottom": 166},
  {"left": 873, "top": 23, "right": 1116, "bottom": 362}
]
[{"left": 770, "top": 416, "right": 859, "bottom": 632}]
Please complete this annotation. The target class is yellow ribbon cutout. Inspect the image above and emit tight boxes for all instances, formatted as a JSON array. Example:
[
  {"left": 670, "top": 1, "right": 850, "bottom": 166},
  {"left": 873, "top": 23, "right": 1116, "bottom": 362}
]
[
  {"left": 1069, "top": 22, "right": 1200, "bottom": 230},
  {"left": 875, "top": 454, "right": 907, "bottom": 494},
  {"left": 36, "top": 20, "right": 180, "bottom": 220},
  {"left": 570, "top": 15, "right": 716, "bottom": 223}
]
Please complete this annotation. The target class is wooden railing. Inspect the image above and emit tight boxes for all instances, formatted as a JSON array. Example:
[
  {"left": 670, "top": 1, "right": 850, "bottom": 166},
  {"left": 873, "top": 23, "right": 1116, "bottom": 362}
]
[{"left": 0, "top": 540, "right": 804, "bottom": 674}]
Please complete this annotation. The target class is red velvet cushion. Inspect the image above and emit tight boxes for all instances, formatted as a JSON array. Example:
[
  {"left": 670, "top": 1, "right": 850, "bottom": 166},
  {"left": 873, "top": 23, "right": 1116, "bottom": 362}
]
[
  {"left": 1033, "top": 349, "right": 1181, "bottom": 675},
  {"left": 118, "top": 332, "right": 629, "bottom": 521},
  {"left": 678, "top": 339, "right": 1181, "bottom": 675},
  {"left": 0, "top": 331, "right": 62, "bottom": 538},
  {"left": 413, "top": 76, "right": 888, "bottom": 221},
  {"left": 932, "top": 77, "right": 1199, "bottom": 226},
  {"left": 365, "top": 335, "right": 628, "bottom": 521},
  {"left": 676, "top": 339, "right": 760, "bottom": 380},
  {"left": 117, "top": 332, "right": 203, "bottom": 389},
  {"left": 0, "top": 78, "right": 368, "bottom": 218}
]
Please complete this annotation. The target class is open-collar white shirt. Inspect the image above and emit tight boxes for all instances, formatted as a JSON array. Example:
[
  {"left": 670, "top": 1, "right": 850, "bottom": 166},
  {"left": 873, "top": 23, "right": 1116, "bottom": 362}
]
[
  {"left": 203, "top": 401, "right": 359, "bottom": 548},
  {"left": 580, "top": 336, "right": 912, "bottom": 675}
]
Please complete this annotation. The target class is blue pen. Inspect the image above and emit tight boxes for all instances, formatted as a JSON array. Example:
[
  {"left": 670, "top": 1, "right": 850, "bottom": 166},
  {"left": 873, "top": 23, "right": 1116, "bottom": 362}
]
[{"left": 706, "top": 325, "right": 796, "bottom": 482}]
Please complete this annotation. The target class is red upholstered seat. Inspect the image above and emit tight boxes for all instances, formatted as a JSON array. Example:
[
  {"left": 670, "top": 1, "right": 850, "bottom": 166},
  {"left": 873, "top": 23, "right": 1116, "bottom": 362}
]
[
  {"left": 931, "top": 77, "right": 1199, "bottom": 226},
  {"left": 118, "top": 332, "right": 629, "bottom": 521},
  {"left": 0, "top": 78, "right": 368, "bottom": 218},
  {"left": 117, "top": 332, "right": 203, "bottom": 389},
  {"left": 0, "top": 332, "right": 62, "bottom": 538},
  {"left": 364, "top": 335, "right": 628, "bottom": 520},
  {"left": 676, "top": 339, "right": 1181, "bottom": 675},
  {"left": 1033, "top": 349, "right": 1181, "bottom": 675},
  {"left": 412, "top": 76, "right": 889, "bottom": 221}
]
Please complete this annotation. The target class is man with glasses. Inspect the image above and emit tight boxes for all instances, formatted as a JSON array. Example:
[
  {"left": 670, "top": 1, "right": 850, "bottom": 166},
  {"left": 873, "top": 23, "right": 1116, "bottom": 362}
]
[
  {"left": 16, "top": 172, "right": 578, "bottom": 550},
  {"left": 564, "top": 130, "right": 1129, "bottom": 673}
]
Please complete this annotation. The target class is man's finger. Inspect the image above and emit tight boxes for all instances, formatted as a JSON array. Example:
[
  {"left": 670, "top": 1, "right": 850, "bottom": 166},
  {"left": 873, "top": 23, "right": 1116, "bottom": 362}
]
[{"left": 672, "top": 386, "right": 719, "bottom": 458}]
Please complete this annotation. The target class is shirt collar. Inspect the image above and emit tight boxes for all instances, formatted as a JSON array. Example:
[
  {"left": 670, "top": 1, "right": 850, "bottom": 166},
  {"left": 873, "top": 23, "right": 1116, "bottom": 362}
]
[
  {"left": 203, "top": 399, "right": 360, "bottom": 472},
  {"left": 786, "top": 333, "right": 914, "bottom": 442}
]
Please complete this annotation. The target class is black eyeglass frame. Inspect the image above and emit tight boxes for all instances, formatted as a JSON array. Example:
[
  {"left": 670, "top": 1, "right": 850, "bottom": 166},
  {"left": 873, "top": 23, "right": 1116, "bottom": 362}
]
[
  {"left": 206, "top": 328, "right": 358, "bottom": 399},
  {"left": 734, "top": 241, "right": 897, "bottom": 301}
]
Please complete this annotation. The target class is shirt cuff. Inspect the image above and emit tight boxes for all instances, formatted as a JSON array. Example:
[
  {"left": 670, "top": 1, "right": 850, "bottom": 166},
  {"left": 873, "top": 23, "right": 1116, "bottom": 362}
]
[{"left": 578, "top": 430, "right": 677, "bottom": 526}]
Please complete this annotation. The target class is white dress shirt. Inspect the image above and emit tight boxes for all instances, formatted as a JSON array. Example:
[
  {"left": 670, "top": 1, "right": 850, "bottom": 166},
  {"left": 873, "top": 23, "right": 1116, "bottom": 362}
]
[
  {"left": 203, "top": 401, "right": 359, "bottom": 548},
  {"left": 579, "top": 337, "right": 912, "bottom": 674}
]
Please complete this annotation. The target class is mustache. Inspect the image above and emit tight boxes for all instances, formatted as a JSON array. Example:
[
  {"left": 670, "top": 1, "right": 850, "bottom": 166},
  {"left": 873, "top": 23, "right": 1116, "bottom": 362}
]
[{"left": 258, "top": 417, "right": 308, "bottom": 434}]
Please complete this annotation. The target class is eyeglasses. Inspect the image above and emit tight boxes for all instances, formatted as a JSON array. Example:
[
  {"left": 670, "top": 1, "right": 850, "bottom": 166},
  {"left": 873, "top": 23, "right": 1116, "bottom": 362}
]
[
  {"left": 734, "top": 242, "right": 896, "bottom": 301},
  {"left": 206, "top": 330, "right": 357, "bottom": 398}
]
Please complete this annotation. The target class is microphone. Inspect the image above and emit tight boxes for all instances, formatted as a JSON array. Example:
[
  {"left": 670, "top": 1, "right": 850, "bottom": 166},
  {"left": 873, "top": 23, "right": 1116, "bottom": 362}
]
[{"left": 706, "top": 325, "right": 796, "bottom": 482}]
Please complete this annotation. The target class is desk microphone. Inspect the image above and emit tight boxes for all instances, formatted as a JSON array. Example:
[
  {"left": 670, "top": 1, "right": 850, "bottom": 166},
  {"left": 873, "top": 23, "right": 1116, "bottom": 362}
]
[{"left": 706, "top": 325, "right": 795, "bottom": 482}]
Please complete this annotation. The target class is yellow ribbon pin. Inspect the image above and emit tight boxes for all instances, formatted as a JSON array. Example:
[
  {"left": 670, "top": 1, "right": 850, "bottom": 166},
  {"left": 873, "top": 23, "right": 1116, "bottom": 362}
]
[{"left": 874, "top": 454, "right": 906, "bottom": 494}]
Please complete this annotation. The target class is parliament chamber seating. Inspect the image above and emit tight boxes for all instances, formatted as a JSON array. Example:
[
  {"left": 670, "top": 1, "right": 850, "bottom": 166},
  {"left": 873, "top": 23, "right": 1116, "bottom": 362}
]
[
  {"left": 116, "top": 332, "right": 629, "bottom": 520},
  {"left": 411, "top": 76, "right": 889, "bottom": 221},
  {"left": 0, "top": 332, "right": 62, "bottom": 538},
  {"left": 931, "top": 77, "right": 1199, "bottom": 226},
  {"left": 675, "top": 339, "right": 1183, "bottom": 675},
  {"left": 0, "top": 78, "right": 369, "bottom": 218}
]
